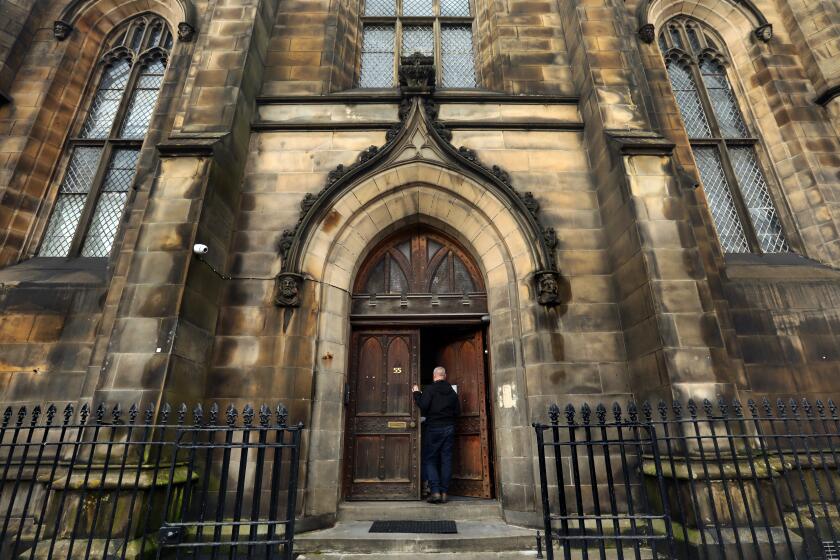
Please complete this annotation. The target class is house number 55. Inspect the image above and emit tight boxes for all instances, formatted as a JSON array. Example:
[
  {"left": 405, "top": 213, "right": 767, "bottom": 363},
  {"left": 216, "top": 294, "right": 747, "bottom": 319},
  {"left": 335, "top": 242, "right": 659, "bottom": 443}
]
[{"left": 393, "top": 367, "right": 402, "bottom": 374}]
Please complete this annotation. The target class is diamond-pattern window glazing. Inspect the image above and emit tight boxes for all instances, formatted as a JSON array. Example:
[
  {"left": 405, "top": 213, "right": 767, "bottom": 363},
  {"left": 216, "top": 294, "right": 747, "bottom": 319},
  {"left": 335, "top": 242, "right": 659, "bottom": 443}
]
[
  {"left": 729, "top": 147, "right": 788, "bottom": 253},
  {"left": 693, "top": 147, "right": 750, "bottom": 253},
  {"left": 39, "top": 15, "right": 170, "bottom": 258},
  {"left": 365, "top": 0, "right": 396, "bottom": 16},
  {"left": 39, "top": 147, "right": 103, "bottom": 256},
  {"left": 441, "top": 26, "right": 476, "bottom": 88},
  {"left": 659, "top": 16, "right": 789, "bottom": 255},
  {"left": 402, "top": 26, "right": 434, "bottom": 57},
  {"left": 80, "top": 60, "right": 131, "bottom": 139},
  {"left": 359, "top": 0, "right": 477, "bottom": 88},
  {"left": 360, "top": 26, "right": 395, "bottom": 87},
  {"left": 667, "top": 62, "right": 712, "bottom": 138},
  {"left": 81, "top": 149, "right": 139, "bottom": 257},
  {"left": 700, "top": 59, "right": 748, "bottom": 139},
  {"left": 403, "top": 0, "right": 433, "bottom": 16},
  {"left": 121, "top": 59, "right": 165, "bottom": 139},
  {"left": 441, "top": 0, "right": 470, "bottom": 17}
]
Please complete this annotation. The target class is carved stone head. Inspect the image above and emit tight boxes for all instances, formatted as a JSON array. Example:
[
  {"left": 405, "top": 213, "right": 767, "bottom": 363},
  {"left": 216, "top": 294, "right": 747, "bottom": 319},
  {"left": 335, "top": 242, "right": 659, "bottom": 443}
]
[
  {"left": 177, "top": 22, "right": 196, "bottom": 42},
  {"left": 54, "top": 21, "right": 72, "bottom": 41},
  {"left": 638, "top": 24, "right": 655, "bottom": 44},
  {"left": 535, "top": 270, "right": 562, "bottom": 307},
  {"left": 754, "top": 24, "right": 772, "bottom": 43},
  {"left": 274, "top": 273, "right": 303, "bottom": 307}
]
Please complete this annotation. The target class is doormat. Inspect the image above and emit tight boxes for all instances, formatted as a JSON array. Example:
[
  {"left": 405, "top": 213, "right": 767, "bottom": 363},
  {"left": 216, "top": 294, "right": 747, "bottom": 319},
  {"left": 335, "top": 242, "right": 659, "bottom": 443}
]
[{"left": 369, "top": 520, "right": 457, "bottom": 534}]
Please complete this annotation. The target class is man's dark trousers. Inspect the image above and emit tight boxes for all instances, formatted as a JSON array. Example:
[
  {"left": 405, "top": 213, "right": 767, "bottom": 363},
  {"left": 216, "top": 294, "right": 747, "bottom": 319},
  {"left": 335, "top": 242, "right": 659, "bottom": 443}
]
[{"left": 423, "top": 424, "right": 455, "bottom": 494}]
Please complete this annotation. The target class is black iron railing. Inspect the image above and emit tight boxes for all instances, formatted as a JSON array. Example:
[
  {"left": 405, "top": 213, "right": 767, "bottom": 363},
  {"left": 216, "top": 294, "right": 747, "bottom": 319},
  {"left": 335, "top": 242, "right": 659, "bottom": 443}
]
[
  {"left": 534, "top": 397, "right": 840, "bottom": 560},
  {"left": 0, "top": 402, "right": 303, "bottom": 559}
]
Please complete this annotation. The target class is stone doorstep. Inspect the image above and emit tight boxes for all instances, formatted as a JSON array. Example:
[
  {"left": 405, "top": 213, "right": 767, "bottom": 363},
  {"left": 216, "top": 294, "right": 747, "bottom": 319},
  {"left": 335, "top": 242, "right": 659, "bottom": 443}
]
[
  {"left": 296, "top": 553, "right": 540, "bottom": 560},
  {"left": 295, "top": 520, "right": 537, "bottom": 554},
  {"left": 296, "top": 551, "right": 651, "bottom": 559},
  {"left": 337, "top": 498, "right": 504, "bottom": 522}
]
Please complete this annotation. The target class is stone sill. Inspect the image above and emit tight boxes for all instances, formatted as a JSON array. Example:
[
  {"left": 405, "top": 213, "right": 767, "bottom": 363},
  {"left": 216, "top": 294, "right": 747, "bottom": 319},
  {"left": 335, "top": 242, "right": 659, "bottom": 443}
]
[
  {"left": 724, "top": 253, "right": 840, "bottom": 281},
  {"left": 0, "top": 257, "right": 108, "bottom": 286}
]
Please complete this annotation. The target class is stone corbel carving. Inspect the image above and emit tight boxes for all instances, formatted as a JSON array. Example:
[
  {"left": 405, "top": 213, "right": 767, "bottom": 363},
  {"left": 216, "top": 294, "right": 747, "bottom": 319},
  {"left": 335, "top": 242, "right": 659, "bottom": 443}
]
[
  {"left": 638, "top": 24, "right": 655, "bottom": 44},
  {"left": 54, "top": 21, "right": 73, "bottom": 41},
  {"left": 399, "top": 53, "right": 436, "bottom": 94},
  {"left": 535, "top": 270, "right": 562, "bottom": 307},
  {"left": 177, "top": 22, "right": 196, "bottom": 42},
  {"left": 274, "top": 272, "right": 303, "bottom": 307},
  {"left": 754, "top": 23, "right": 772, "bottom": 43}
]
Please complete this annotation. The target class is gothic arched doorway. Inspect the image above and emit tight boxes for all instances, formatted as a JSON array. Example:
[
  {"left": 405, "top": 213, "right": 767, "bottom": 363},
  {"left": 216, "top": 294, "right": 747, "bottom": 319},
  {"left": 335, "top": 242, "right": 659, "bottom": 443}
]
[{"left": 342, "top": 227, "right": 493, "bottom": 500}]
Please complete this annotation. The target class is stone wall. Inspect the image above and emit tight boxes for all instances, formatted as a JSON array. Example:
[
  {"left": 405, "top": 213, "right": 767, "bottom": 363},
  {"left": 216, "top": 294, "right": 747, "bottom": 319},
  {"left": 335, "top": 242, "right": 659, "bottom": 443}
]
[{"left": 724, "top": 255, "right": 840, "bottom": 403}]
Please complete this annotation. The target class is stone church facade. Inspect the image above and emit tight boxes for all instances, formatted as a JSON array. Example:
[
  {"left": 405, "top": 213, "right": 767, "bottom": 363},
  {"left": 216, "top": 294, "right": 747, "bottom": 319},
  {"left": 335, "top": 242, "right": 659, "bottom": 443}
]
[{"left": 0, "top": 0, "right": 839, "bottom": 528}]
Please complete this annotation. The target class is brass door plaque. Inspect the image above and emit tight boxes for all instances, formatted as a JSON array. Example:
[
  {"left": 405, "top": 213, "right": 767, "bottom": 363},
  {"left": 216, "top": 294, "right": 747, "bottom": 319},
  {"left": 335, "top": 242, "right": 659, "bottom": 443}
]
[{"left": 387, "top": 421, "right": 407, "bottom": 429}]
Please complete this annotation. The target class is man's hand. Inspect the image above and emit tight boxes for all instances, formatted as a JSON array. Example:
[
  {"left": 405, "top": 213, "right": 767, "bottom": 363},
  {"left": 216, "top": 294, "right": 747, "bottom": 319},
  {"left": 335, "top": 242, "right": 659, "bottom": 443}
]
[{"left": 412, "top": 384, "right": 420, "bottom": 393}]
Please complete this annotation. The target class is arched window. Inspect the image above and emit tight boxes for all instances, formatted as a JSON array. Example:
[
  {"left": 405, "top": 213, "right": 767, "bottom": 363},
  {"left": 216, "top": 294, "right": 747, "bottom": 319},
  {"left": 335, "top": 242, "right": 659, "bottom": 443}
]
[
  {"left": 355, "top": 229, "right": 483, "bottom": 295},
  {"left": 358, "top": 0, "right": 476, "bottom": 88},
  {"left": 38, "top": 15, "right": 173, "bottom": 258},
  {"left": 659, "top": 17, "right": 788, "bottom": 254}
]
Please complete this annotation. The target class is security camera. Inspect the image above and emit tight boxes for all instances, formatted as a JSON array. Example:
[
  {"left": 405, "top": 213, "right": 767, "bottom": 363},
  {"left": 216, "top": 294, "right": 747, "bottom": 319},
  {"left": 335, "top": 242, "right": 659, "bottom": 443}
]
[{"left": 193, "top": 243, "right": 209, "bottom": 255}]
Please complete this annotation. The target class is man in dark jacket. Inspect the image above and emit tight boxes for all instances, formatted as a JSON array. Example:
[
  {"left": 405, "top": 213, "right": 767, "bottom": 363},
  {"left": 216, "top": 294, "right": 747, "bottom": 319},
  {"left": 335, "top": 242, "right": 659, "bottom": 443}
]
[{"left": 412, "top": 366, "right": 460, "bottom": 503}]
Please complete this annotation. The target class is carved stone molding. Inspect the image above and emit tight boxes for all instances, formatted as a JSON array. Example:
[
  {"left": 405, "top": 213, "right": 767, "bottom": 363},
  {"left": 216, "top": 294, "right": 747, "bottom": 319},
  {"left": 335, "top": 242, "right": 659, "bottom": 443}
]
[{"left": 274, "top": 272, "right": 303, "bottom": 307}]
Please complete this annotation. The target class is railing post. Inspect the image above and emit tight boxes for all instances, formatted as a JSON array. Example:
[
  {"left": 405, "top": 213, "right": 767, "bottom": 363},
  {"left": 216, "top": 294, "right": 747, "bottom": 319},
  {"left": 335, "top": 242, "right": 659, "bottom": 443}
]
[
  {"left": 534, "top": 421, "right": 554, "bottom": 560},
  {"left": 284, "top": 422, "right": 303, "bottom": 560}
]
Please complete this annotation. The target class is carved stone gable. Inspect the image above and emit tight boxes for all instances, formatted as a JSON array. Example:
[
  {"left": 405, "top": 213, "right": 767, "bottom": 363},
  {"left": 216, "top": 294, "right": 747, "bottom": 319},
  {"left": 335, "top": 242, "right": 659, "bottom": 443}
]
[{"left": 274, "top": 58, "right": 564, "bottom": 307}]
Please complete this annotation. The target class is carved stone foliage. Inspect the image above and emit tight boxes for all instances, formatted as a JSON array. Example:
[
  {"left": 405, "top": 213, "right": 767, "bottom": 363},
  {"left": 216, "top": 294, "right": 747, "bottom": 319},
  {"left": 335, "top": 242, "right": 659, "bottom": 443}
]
[
  {"left": 277, "top": 57, "right": 564, "bottom": 306},
  {"left": 398, "top": 53, "right": 436, "bottom": 94},
  {"left": 274, "top": 272, "right": 303, "bottom": 307}
]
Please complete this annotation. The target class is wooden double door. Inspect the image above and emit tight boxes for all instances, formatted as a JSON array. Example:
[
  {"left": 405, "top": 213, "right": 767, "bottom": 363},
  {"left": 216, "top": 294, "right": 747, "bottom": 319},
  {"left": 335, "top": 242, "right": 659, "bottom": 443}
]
[{"left": 343, "top": 328, "right": 492, "bottom": 500}]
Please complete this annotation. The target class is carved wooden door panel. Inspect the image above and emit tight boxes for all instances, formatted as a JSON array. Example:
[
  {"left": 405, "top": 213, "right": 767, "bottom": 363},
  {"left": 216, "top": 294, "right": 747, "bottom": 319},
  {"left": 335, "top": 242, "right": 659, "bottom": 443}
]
[
  {"left": 344, "top": 329, "right": 420, "bottom": 500},
  {"left": 436, "top": 329, "right": 492, "bottom": 498}
]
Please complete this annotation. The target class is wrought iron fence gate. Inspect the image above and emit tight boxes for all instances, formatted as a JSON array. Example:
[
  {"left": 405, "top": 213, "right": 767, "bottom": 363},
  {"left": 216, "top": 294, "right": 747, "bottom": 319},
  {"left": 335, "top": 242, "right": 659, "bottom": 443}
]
[
  {"left": 0, "top": 401, "right": 303, "bottom": 560},
  {"left": 534, "top": 398, "right": 840, "bottom": 560}
]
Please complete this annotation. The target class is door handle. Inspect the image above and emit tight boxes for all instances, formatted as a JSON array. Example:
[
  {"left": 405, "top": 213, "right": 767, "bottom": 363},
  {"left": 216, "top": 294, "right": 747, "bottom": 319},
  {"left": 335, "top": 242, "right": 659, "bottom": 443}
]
[
  {"left": 410, "top": 421, "right": 416, "bottom": 428},
  {"left": 344, "top": 383, "right": 350, "bottom": 405}
]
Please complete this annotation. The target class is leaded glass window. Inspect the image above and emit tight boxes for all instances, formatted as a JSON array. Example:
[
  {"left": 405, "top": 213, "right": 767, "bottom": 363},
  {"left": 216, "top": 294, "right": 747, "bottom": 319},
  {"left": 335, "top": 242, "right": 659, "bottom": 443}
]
[
  {"left": 39, "top": 15, "right": 173, "bottom": 258},
  {"left": 359, "top": 0, "right": 476, "bottom": 88},
  {"left": 659, "top": 17, "right": 788, "bottom": 254}
]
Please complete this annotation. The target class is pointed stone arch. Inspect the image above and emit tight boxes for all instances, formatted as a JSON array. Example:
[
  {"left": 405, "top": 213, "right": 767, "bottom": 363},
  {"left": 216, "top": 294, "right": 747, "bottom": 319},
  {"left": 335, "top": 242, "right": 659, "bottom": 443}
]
[
  {"left": 276, "top": 92, "right": 563, "bottom": 309},
  {"left": 297, "top": 161, "right": 543, "bottom": 521},
  {"left": 637, "top": 0, "right": 772, "bottom": 43},
  {"left": 54, "top": 0, "right": 196, "bottom": 41}
]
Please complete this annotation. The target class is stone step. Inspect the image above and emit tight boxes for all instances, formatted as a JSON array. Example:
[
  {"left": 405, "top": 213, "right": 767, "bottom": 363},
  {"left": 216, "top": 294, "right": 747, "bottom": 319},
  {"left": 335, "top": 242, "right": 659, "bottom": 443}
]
[
  {"left": 297, "top": 553, "right": 540, "bottom": 560},
  {"left": 295, "top": 520, "right": 536, "bottom": 554},
  {"left": 297, "top": 551, "right": 652, "bottom": 559},
  {"left": 338, "top": 499, "right": 503, "bottom": 521}
]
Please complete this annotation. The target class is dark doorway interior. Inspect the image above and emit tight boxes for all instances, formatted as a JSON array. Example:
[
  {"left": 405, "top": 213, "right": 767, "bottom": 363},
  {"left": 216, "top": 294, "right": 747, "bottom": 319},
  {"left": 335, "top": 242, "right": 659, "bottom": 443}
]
[
  {"left": 419, "top": 325, "right": 494, "bottom": 498},
  {"left": 419, "top": 325, "right": 482, "bottom": 386}
]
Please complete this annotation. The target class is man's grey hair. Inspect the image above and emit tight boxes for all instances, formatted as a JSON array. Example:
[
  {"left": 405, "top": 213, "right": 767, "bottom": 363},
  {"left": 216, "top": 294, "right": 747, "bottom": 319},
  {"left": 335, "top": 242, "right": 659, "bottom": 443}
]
[{"left": 433, "top": 366, "right": 446, "bottom": 378}]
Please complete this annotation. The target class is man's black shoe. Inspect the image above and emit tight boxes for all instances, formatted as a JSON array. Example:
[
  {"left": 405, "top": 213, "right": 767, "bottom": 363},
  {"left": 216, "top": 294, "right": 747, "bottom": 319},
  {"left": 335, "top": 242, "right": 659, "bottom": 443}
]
[
  {"left": 440, "top": 492, "right": 448, "bottom": 504},
  {"left": 427, "top": 492, "right": 442, "bottom": 503}
]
